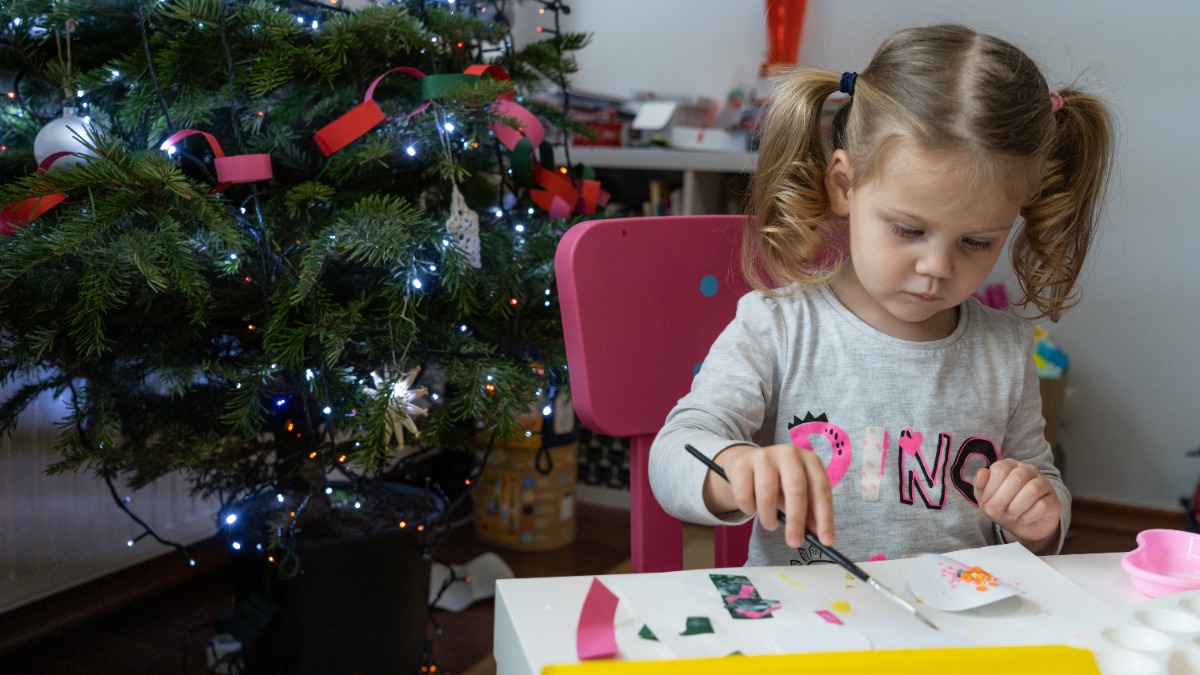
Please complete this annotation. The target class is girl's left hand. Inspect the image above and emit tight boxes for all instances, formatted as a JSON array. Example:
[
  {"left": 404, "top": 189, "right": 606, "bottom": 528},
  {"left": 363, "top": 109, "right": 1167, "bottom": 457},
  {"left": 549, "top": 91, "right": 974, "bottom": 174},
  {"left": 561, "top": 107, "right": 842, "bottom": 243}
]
[{"left": 972, "top": 459, "right": 1062, "bottom": 552}]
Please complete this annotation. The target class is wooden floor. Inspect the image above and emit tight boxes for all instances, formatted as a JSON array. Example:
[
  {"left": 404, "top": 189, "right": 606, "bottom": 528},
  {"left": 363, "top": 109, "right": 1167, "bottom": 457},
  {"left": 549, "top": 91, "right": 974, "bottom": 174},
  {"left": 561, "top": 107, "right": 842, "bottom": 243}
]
[{"left": 0, "top": 498, "right": 1184, "bottom": 675}]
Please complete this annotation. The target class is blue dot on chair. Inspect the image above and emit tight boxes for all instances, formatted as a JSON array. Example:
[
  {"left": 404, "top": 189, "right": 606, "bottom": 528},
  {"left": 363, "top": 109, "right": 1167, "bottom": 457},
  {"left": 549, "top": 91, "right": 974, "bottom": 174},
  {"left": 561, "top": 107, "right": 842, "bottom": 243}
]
[{"left": 700, "top": 274, "right": 718, "bottom": 297}]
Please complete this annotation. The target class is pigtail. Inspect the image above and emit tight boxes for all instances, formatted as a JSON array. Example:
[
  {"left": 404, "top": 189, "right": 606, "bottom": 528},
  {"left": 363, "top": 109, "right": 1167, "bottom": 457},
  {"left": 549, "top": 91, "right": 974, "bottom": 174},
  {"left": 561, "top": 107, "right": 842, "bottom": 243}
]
[
  {"left": 743, "top": 68, "right": 843, "bottom": 293},
  {"left": 1013, "top": 88, "right": 1114, "bottom": 321}
]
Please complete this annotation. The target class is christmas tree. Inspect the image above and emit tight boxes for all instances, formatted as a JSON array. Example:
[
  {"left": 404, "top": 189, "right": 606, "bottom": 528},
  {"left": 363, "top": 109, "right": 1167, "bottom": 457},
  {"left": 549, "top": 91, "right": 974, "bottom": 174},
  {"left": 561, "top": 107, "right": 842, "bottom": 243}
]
[{"left": 0, "top": 0, "right": 596, "bottom": 555}]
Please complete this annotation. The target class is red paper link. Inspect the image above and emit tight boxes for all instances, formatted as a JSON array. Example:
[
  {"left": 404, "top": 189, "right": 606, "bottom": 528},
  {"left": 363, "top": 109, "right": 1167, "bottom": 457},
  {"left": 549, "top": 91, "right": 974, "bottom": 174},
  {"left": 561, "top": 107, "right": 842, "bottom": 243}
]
[
  {"left": 162, "top": 129, "right": 273, "bottom": 194},
  {"left": 0, "top": 151, "right": 73, "bottom": 235},
  {"left": 313, "top": 67, "right": 430, "bottom": 157},
  {"left": 530, "top": 165, "right": 577, "bottom": 220},
  {"left": 573, "top": 177, "right": 608, "bottom": 215}
]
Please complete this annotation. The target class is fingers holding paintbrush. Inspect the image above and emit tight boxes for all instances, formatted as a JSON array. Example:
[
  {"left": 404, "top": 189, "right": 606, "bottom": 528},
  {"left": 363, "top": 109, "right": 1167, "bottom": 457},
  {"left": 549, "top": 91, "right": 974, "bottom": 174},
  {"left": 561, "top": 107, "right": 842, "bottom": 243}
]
[{"left": 687, "top": 443, "right": 835, "bottom": 550}]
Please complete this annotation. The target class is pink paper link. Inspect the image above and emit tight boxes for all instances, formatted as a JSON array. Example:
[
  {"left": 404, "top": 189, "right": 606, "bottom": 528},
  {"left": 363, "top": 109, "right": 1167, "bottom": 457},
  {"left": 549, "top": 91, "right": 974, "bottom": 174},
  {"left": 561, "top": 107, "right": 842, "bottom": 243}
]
[
  {"left": 161, "top": 129, "right": 273, "bottom": 193},
  {"left": 814, "top": 609, "right": 843, "bottom": 625},
  {"left": 363, "top": 66, "right": 432, "bottom": 120},
  {"left": 490, "top": 98, "right": 545, "bottom": 151},
  {"left": 734, "top": 604, "right": 781, "bottom": 619},
  {"left": 576, "top": 577, "right": 619, "bottom": 661}
]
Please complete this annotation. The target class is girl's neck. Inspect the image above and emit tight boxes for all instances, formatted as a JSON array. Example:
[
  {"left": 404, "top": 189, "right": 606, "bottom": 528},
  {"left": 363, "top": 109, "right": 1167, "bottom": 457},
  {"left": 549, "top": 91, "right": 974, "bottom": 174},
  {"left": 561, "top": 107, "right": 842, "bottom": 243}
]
[{"left": 828, "top": 272, "right": 960, "bottom": 342}]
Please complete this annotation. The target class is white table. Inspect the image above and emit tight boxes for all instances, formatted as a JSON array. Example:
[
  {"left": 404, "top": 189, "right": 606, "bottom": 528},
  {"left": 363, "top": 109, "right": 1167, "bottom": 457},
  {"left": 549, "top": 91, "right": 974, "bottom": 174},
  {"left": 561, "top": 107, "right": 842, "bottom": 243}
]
[{"left": 494, "top": 551, "right": 1188, "bottom": 675}]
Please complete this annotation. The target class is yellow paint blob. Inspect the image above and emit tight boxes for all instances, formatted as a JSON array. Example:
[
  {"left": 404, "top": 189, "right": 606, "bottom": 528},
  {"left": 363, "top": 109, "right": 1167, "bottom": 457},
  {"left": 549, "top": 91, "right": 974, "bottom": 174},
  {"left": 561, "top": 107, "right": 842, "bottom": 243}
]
[
  {"left": 844, "top": 572, "right": 856, "bottom": 581},
  {"left": 829, "top": 600, "right": 851, "bottom": 614},
  {"left": 778, "top": 573, "right": 804, "bottom": 588}
]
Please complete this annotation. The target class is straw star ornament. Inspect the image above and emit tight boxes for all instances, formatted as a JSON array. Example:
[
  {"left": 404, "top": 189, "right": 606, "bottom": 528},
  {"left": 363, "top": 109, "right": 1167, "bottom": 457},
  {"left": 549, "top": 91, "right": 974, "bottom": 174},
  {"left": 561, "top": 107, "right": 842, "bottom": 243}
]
[{"left": 363, "top": 366, "right": 429, "bottom": 447}]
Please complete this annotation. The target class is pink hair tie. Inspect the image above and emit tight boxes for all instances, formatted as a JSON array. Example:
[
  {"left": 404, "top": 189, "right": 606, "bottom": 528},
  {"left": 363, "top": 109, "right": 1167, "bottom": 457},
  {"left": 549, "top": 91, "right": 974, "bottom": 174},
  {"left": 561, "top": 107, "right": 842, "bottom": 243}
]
[{"left": 1048, "top": 89, "right": 1064, "bottom": 113}]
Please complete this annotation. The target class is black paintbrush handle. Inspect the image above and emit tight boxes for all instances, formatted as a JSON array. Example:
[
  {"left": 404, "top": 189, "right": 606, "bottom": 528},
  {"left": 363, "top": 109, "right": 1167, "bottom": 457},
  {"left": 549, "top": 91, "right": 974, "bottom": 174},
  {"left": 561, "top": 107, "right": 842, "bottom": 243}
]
[
  {"left": 804, "top": 532, "right": 868, "bottom": 582},
  {"left": 685, "top": 444, "right": 866, "bottom": 580}
]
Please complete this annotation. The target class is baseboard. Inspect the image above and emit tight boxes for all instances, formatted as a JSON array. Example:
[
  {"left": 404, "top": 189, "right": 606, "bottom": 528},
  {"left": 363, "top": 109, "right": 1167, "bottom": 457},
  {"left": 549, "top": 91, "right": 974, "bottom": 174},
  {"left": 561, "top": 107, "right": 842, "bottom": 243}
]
[
  {"left": 0, "top": 537, "right": 228, "bottom": 653},
  {"left": 1070, "top": 497, "right": 1187, "bottom": 535}
]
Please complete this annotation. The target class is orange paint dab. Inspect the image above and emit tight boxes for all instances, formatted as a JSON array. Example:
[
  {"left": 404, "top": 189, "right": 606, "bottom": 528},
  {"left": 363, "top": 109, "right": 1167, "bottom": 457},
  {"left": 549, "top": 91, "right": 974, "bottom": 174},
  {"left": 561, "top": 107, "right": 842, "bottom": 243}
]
[{"left": 959, "top": 566, "right": 1001, "bottom": 592}]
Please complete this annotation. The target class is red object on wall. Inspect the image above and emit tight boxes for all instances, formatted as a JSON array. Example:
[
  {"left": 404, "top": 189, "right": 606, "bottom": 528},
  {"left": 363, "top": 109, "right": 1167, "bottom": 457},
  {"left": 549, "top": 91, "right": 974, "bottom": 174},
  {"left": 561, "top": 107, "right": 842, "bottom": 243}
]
[{"left": 764, "top": 0, "right": 807, "bottom": 71}]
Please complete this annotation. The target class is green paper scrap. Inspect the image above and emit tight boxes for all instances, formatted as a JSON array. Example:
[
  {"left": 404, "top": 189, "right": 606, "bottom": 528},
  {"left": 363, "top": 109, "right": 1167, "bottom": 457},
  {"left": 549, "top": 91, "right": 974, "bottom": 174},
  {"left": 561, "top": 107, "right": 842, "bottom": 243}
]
[
  {"left": 638, "top": 624, "right": 658, "bottom": 641},
  {"left": 709, "top": 573, "right": 781, "bottom": 620},
  {"left": 680, "top": 616, "right": 714, "bottom": 636}
]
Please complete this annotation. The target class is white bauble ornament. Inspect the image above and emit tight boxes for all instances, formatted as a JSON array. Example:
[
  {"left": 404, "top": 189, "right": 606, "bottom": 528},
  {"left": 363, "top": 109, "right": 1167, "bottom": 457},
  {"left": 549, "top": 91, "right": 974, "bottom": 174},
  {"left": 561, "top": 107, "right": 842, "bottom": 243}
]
[{"left": 34, "top": 107, "right": 98, "bottom": 170}]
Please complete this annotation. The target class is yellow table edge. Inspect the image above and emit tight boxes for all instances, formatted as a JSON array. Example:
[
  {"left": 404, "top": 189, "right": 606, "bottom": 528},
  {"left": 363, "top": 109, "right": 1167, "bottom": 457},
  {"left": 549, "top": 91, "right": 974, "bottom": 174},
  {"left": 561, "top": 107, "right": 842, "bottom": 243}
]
[{"left": 542, "top": 645, "right": 1099, "bottom": 674}]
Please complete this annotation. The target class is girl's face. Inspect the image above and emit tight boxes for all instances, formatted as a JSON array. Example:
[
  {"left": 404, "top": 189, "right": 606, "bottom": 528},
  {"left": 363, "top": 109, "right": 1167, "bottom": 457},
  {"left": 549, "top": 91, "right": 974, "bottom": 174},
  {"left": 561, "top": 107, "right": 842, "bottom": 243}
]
[{"left": 826, "top": 147, "right": 1021, "bottom": 341}]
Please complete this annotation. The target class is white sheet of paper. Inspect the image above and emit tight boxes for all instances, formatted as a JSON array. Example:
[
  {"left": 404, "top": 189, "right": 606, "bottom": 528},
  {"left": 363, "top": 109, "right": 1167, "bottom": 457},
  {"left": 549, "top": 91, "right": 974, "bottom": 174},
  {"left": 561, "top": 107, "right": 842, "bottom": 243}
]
[{"left": 605, "top": 544, "right": 1126, "bottom": 659}]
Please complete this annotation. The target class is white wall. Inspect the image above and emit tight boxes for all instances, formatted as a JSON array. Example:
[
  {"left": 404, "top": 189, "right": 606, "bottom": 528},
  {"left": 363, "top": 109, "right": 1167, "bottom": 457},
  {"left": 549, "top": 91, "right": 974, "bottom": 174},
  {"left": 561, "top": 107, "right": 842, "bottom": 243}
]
[{"left": 515, "top": 1, "right": 1200, "bottom": 512}]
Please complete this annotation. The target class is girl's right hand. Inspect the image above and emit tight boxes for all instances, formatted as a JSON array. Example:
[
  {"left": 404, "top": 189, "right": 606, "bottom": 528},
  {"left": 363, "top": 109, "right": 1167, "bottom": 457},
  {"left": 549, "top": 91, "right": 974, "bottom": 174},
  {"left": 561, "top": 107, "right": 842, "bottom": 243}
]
[{"left": 702, "top": 443, "right": 835, "bottom": 549}]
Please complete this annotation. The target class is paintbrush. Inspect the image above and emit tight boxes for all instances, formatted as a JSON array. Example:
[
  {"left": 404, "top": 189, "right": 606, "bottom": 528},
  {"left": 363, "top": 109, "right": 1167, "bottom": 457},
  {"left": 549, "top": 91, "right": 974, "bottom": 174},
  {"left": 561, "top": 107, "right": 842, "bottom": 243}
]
[{"left": 684, "top": 444, "right": 939, "bottom": 631}]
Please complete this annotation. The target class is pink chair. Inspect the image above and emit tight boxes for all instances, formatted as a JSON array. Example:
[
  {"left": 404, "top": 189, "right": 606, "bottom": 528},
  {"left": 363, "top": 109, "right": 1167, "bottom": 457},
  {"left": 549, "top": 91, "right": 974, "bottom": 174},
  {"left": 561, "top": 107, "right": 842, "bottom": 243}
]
[{"left": 556, "top": 215, "right": 754, "bottom": 573}]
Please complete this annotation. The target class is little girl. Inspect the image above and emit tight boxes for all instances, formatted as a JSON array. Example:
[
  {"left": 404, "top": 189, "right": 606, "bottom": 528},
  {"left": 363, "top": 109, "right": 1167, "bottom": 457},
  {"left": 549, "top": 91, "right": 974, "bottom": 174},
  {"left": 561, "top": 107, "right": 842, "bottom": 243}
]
[{"left": 649, "top": 24, "right": 1113, "bottom": 566}]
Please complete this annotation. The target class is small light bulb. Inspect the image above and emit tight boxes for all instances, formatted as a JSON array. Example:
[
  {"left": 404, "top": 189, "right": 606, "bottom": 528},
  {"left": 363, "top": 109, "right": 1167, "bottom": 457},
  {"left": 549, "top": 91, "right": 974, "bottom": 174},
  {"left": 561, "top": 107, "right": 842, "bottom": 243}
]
[{"left": 406, "top": 146, "right": 417, "bottom": 157}]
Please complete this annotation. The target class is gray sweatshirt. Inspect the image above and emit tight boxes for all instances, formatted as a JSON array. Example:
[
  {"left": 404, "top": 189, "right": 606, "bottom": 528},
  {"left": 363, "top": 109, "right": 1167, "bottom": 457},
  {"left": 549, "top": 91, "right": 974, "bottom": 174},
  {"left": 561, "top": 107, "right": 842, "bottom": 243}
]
[{"left": 649, "top": 283, "right": 1069, "bottom": 566}]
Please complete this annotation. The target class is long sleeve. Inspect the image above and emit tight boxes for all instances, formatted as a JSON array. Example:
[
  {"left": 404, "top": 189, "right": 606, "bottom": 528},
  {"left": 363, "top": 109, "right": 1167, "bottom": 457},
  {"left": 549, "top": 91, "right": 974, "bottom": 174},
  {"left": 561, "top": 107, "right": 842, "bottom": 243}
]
[{"left": 647, "top": 283, "right": 1072, "bottom": 565}]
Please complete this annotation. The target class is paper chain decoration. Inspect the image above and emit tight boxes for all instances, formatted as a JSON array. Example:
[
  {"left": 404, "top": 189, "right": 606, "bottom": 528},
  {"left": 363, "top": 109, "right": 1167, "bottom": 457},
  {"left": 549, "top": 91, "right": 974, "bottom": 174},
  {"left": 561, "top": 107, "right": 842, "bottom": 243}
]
[
  {"left": 0, "top": 152, "right": 70, "bottom": 235},
  {"left": 2, "top": 64, "right": 605, "bottom": 234},
  {"left": 160, "top": 128, "right": 274, "bottom": 194},
  {"left": 315, "top": 63, "right": 607, "bottom": 219}
]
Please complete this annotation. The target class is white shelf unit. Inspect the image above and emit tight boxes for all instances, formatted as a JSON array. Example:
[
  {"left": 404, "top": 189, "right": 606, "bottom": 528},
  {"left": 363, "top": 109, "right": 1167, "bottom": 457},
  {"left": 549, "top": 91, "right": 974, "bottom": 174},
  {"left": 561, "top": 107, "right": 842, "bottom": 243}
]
[{"left": 566, "top": 147, "right": 759, "bottom": 215}]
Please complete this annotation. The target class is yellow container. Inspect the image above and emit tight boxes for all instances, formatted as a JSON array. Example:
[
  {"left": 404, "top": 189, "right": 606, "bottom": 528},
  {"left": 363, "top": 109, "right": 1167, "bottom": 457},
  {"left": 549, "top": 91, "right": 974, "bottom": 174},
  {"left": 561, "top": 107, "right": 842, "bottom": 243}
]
[{"left": 473, "top": 388, "right": 579, "bottom": 551}]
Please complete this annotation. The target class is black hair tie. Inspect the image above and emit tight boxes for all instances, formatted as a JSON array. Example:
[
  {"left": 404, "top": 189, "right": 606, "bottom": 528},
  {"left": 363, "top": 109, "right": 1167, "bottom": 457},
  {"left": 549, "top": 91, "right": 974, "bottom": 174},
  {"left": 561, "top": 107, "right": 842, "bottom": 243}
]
[{"left": 839, "top": 71, "right": 858, "bottom": 95}]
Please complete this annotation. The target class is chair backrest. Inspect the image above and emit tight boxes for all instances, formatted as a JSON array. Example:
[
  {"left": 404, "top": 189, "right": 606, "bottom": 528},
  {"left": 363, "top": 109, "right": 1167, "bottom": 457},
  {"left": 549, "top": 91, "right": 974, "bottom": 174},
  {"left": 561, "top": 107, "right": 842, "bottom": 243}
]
[{"left": 556, "top": 215, "right": 753, "bottom": 572}]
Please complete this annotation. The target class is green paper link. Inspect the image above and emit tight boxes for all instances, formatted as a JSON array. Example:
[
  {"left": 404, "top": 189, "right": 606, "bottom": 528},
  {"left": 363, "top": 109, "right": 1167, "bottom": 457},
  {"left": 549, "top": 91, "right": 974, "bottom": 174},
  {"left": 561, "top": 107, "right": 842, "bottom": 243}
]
[
  {"left": 637, "top": 624, "right": 658, "bottom": 641},
  {"left": 510, "top": 137, "right": 534, "bottom": 186},
  {"left": 574, "top": 163, "right": 596, "bottom": 181},
  {"left": 538, "top": 140, "right": 557, "bottom": 170},
  {"left": 680, "top": 616, "right": 714, "bottom": 636},
  {"left": 419, "top": 73, "right": 479, "bottom": 101}
]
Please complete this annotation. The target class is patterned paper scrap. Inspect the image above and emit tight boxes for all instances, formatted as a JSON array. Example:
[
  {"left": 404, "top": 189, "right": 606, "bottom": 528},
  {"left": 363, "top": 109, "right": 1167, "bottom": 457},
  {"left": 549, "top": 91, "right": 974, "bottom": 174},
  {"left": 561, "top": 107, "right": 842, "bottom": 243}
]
[{"left": 710, "top": 574, "right": 781, "bottom": 619}]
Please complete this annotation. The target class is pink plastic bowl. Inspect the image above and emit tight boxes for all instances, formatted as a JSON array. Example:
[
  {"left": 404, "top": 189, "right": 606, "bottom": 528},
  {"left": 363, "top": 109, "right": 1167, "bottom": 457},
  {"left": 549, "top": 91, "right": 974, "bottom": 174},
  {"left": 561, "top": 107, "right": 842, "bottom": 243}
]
[{"left": 1121, "top": 529, "right": 1200, "bottom": 598}]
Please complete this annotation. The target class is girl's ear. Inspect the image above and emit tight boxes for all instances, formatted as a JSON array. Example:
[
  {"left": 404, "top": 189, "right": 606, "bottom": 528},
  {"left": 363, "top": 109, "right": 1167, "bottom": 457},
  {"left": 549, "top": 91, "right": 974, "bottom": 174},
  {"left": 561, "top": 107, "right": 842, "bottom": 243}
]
[{"left": 826, "top": 149, "right": 854, "bottom": 217}]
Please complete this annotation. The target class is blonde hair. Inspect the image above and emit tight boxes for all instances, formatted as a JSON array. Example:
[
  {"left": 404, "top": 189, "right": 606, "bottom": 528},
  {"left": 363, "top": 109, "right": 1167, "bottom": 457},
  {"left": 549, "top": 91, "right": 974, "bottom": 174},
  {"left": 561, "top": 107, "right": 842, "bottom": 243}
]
[{"left": 745, "top": 24, "right": 1113, "bottom": 321}]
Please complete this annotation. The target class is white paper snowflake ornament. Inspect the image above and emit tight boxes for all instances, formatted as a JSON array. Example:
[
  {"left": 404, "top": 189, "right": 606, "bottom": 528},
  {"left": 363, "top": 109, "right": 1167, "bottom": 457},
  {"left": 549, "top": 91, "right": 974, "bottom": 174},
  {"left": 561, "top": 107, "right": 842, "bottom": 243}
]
[{"left": 445, "top": 183, "right": 481, "bottom": 269}]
